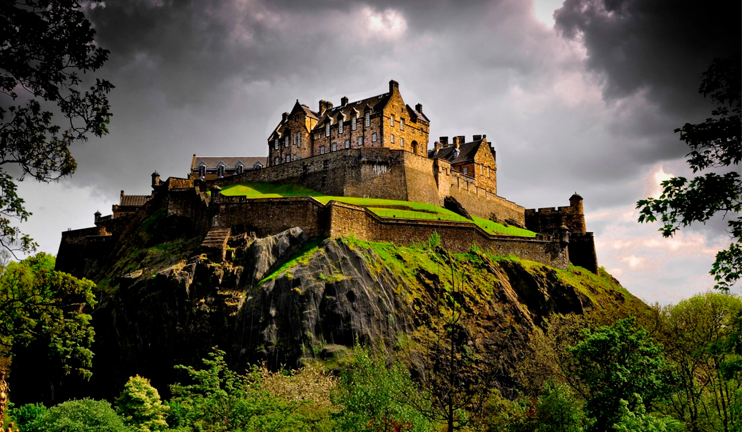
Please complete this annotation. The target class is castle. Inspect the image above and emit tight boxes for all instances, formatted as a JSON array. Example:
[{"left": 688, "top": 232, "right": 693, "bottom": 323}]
[{"left": 56, "top": 81, "right": 598, "bottom": 277}]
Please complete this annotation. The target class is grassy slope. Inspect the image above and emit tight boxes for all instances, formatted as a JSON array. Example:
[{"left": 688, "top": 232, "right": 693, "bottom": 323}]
[{"left": 221, "top": 182, "right": 536, "bottom": 237}]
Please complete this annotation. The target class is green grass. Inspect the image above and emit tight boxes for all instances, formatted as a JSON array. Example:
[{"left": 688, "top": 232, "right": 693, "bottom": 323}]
[{"left": 222, "top": 182, "right": 537, "bottom": 237}]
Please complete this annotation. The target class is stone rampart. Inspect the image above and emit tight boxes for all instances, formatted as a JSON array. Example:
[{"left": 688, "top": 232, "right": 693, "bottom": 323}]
[{"left": 215, "top": 196, "right": 326, "bottom": 238}]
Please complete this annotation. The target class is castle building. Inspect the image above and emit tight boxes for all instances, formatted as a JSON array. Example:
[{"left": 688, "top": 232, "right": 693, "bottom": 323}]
[
  {"left": 429, "top": 135, "right": 498, "bottom": 195},
  {"left": 267, "top": 80, "right": 430, "bottom": 166},
  {"left": 189, "top": 155, "right": 267, "bottom": 180}
]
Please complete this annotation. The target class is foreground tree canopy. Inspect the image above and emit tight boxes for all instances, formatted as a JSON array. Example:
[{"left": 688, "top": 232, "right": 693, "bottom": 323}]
[
  {"left": 0, "top": 253, "right": 97, "bottom": 378},
  {"left": 0, "top": 0, "right": 113, "bottom": 253},
  {"left": 637, "top": 56, "right": 741, "bottom": 290}
]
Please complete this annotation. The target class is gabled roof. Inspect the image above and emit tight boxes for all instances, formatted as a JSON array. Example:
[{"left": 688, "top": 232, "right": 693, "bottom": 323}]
[
  {"left": 312, "top": 93, "right": 392, "bottom": 130},
  {"left": 406, "top": 104, "right": 430, "bottom": 123},
  {"left": 120, "top": 195, "right": 150, "bottom": 207},
  {"left": 429, "top": 138, "right": 485, "bottom": 165},
  {"left": 192, "top": 156, "right": 267, "bottom": 170},
  {"left": 289, "top": 100, "right": 319, "bottom": 120}
]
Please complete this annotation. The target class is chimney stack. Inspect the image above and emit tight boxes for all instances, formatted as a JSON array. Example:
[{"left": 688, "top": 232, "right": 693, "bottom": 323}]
[
  {"left": 473, "top": 134, "right": 482, "bottom": 141},
  {"left": 341, "top": 96, "right": 348, "bottom": 106},
  {"left": 389, "top": 79, "right": 399, "bottom": 93},
  {"left": 415, "top": 103, "right": 423, "bottom": 113},
  {"left": 457, "top": 135, "right": 465, "bottom": 145},
  {"left": 439, "top": 136, "right": 449, "bottom": 145},
  {"left": 452, "top": 136, "right": 460, "bottom": 148},
  {"left": 282, "top": 112, "right": 289, "bottom": 122},
  {"left": 318, "top": 100, "right": 333, "bottom": 115}
]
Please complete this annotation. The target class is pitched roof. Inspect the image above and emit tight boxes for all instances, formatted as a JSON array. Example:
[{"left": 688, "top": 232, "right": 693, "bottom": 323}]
[
  {"left": 429, "top": 138, "right": 484, "bottom": 164},
  {"left": 313, "top": 93, "right": 392, "bottom": 130},
  {"left": 120, "top": 195, "right": 150, "bottom": 207},
  {"left": 192, "top": 156, "right": 267, "bottom": 170},
  {"left": 406, "top": 104, "right": 430, "bottom": 123}
]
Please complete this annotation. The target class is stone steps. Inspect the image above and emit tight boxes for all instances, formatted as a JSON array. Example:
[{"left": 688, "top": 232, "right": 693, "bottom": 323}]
[{"left": 200, "top": 227, "right": 231, "bottom": 261}]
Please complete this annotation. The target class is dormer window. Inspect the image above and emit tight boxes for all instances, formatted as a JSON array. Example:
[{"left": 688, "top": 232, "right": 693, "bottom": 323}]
[
  {"left": 365, "top": 112, "right": 370, "bottom": 127},
  {"left": 236, "top": 163, "right": 244, "bottom": 174},
  {"left": 352, "top": 115, "right": 357, "bottom": 131},
  {"left": 326, "top": 123, "right": 330, "bottom": 137},
  {"left": 254, "top": 162, "right": 263, "bottom": 170},
  {"left": 339, "top": 117, "right": 344, "bottom": 134},
  {"left": 400, "top": 118, "right": 404, "bottom": 131},
  {"left": 198, "top": 164, "right": 206, "bottom": 178},
  {"left": 390, "top": 115, "right": 394, "bottom": 127},
  {"left": 217, "top": 163, "right": 225, "bottom": 178}
]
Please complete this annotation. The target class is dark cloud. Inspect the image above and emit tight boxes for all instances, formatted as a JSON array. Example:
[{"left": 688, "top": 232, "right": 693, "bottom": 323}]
[{"left": 555, "top": 0, "right": 740, "bottom": 117}]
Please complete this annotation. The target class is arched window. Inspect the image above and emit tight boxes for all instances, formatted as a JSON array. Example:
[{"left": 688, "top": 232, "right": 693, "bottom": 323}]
[
  {"left": 198, "top": 164, "right": 206, "bottom": 178},
  {"left": 236, "top": 163, "right": 244, "bottom": 174}
]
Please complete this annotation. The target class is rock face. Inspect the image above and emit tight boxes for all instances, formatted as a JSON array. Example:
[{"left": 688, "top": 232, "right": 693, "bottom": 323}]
[{"left": 13, "top": 219, "right": 642, "bottom": 404}]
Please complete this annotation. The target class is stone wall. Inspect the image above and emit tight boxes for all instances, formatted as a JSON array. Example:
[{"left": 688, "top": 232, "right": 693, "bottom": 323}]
[
  {"left": 525, "top": 203, "right": 586, "bottom": 234},
  {"left": 327, "top": 202, "right": 568, "bottom": 269},
  {"left": 569, "top": 232, "right": 598, "bottom": 273},
  {"left": 215, "top": 196, "right": 326, "bottom": 238}
]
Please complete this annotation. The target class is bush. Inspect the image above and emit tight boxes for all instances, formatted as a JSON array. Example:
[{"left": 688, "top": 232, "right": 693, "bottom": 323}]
[
  {"left": 10, "top": 403, "right": 47, "bottom": 431},
  {"left": 115, "top": 375, "right": 169, "bottom": 432},
  {"left": 25, "top": 398, "right": 127, "bottom": 432}
]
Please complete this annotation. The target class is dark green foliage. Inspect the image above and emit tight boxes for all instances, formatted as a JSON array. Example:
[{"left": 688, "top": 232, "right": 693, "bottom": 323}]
[
  {"left": 568, "top": 317, "right": 674, "bottom": 432},
  {"left": 10, "top": 403, "right": 47, "bottom": 432},
  {"left": 167, "top": 347, "right": 323, "bottom": 431},
  {"left": 637, "top": 57, "right": 741, "bottom": 290},
  {"left": 0, "top": 0, "right": 113, "bottom": 253},
  {"left": 613, "top": 396, "right": 685, "bottom": 432},
  {"left": 535, "top": 382, "right": 585, "bottom": 432},
  {"left": 0, "top": 253, "right": 96, "bottom": 378},
  {"left": 25, "top": 398, "right": 127, "bottom": 432},
  {"left": 332, "top": 345, "right": 432, "bottom": 432},
  {"left": 115, "top": 375, "right": 168, "bottom": 432}
]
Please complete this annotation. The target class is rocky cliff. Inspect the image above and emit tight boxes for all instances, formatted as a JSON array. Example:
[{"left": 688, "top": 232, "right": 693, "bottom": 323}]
[{"left": 14, "top": 211, "right": 644, "bottom": 404}]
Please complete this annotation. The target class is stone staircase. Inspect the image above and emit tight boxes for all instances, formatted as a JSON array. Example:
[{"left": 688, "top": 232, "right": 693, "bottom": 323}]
[{"left": 200, "top": 227, "right": 231, "bottom": 261}]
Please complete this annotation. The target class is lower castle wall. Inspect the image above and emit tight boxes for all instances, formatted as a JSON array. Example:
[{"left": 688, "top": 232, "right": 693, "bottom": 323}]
[
  {"left": 215, "top": 196, "right": 326, "bottom": 238},
  {"left": 327, "top": 202, "right": 568, "bottom": 269},
  {"left": 568, "top": 232, "right": 598, "bottom": 273}
]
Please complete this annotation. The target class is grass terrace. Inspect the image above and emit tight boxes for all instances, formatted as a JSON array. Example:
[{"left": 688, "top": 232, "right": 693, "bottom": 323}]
[{"left": 220, "top": 182, "right": 537, "bottom": 237}]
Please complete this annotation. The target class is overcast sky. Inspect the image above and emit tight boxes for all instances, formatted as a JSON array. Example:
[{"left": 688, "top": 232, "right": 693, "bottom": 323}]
[{"left": 15, "top": 0, "right": 740, "bottom": 304}]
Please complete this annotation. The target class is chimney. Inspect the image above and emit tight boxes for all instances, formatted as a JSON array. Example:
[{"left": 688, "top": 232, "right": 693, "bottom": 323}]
[
  {"left": 318, "top": 100, "right": 333, "bottom": 115},
  {"left": 120, "top": 190, "right": 125, "bottom": 202},
  {"left": 94, "top": 210, "right": 101, "bottom": 224},
  {"left": 457, "top": 135, "right": 466, "bottom": 145},
  {"left": 439, "top": 136, "right": 449, "bottom": 145},
  {"left": 433, "top": 141, "right": 441, "bottom": 153},
  {"left": 415, "top": 103, "right": 423, "bottom": 113},
  {"left": 282, "top": 112, "right": 289, "bottom": 122},
  {"left": 389, "top": 79, "right": 399, "bottom": 93},
  {"left": 452, "top": 136, "right": 460, "bottom": 148},
  {"left": 473, "top": 134, "right": 482, "bottom": 141},
  {"left": 341, "top": 96, "right": 349, "bottom": 106}
]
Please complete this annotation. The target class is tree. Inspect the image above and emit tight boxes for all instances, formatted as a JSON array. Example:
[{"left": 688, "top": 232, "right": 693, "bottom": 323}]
[
  {"left": 612, "top": 396, "right": 684, "bottom": 432},
  {"left": 657, "top": 293, "right": 742, "bottom": 432},
  {"left": 0, "top": 253, "right": 96, "bottom": 377},
  {"left": 115, "top": 375, "right": 169, "bottom": 432},
  {"left": 637, "top": 56, "right": 741, "bottom": 290},
  {"left": 0, "top": 0, "right": 113, "bottom": 254},
  {"left": 333, "top": 345, "right": 432, "bottom": 432},
  {"left": 568, "top": 317, "right": 675, "bottom": 432},
  {"left": 535, "top": 381, "right": 586, "bottom": 432},
  {"left": 24, "top": 398, "right": 127, "bottom": 432}
]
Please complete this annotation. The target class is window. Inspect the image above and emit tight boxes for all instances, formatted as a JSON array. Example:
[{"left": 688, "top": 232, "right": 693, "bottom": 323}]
[
  {"left": 273, "top": 139, "right": 278, "bottom": 150},
  {"left": 326, "top": 123, "right": 330, "bottom": 137},
  {"left": 358, "top": 136, "right": 364, "bottom": 146},
  {"left": 274, "top": 157, "right": 279, "bottom": 165},
  {"left": 254, "top": 162, "right": 263, "bottom": 169},
  {"left": 372, "top": 132, "right": 377, "bottom": 142},
  {"left": 463, "top": 166, "right": 468, "bottom": 175},
  {"left": 400, "top": 118, "right": 404, "bottom": 131},
  {"left": 390, "top": 115, "right": 394, "bottom": 127},
  {"left": 487, "top": 166, "right": 490, "bottom": 177},
  {"left": 198, "top": 164, "right": 206, "bottom": 178},
  {"left": 315, "top": 133, "right": 320, "bottom": 140},
  {"left": 481, "top": 164, "right": 483, "bottom": 175},
  {"left": 339, "top": 118, "right": 344, "bottom": 134},
  {"left": 400, "top": 137, "right": 404, "bottom": 147},
  {"left": 236, "top": 164, "right": 244, "bottom": 174},
  {"left": 332, "top": 142, "right": 337, "bottom": 152},
  {"left": 345, "top": 139, "right": 350, "bottom": 149},
  {"left": 294, "top": 115, "right": 298, "bottom": 121},
  {"left": 284, "top": 135, "right": 289, "bottom": 147},
  {"left": 365, "top": 112, "right": 370, "bottom": 127},
  {"left": 286, "top": 154, "right": 291, "bottom": 163},
  {"left": 296, "top": 132, "right": 301, "bottom": 148},
  {"left": 320, "top": 146, "right": 326, "bottom": 154},
  {"left": 352, "top": 116, "right": 357, "bottom": 131},
  {"left": 390, "top": 134, "right": 394, "bottom": 143},
  {"left": 217, "top": 164, "right": 225, "bottom": 178}
]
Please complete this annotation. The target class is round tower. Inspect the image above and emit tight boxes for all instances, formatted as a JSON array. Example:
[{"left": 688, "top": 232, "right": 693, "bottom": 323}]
[{"left": 569, "top": 192, "right": 584, "bottom": 214}]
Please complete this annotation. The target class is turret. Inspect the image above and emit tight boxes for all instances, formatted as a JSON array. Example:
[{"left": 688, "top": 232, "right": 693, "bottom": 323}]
[
  {"left": 151, "top": 171, "right": 160, "bottom": 188},
  {"left": 569, "top": 192, "right": 584, "bottom": 214}
]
